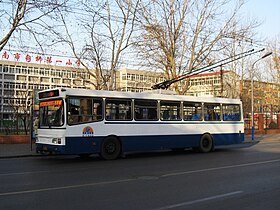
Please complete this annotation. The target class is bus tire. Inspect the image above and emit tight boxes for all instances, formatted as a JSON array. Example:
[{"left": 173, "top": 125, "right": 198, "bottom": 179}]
[
  {"left": 199, "top": 134, "right": 213, "bottom": 153},
  {"left": 100, "top": 136, "right": 121, "bottom": 160}
]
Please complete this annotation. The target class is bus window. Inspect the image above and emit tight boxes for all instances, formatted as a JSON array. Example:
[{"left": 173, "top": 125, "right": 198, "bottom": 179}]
[
  {"left": 160, "top": 101, "right": 181, "bottom": 121},
  {"left": 183, "top": 102, "right": 202, "bottom": 121},
  {"left": 204, "top": 103, "right": 221, "bottom": 121},
  {"left": 134, "top": 99, "right": 158, "bottom": 121},
  {"left": 80, "top": 98, "right": 93, "bottom": 122},
  {"left": 68, "top": 98, "right": 80, "bottom": 124},
  {"left": 222, "top": 104, "right": 241, "bottom": 121},
  {"left": 93, "top": 99, "right": 103, "bottom": 120},
  {"left": 106, "top": 99, "right": 132, "bottom": 120},
  {"left": 67, "top": 97, "right": 103, "bottom": 124},
  {"left": 39, "top": 99, "right": 64, "bottom": 127}
]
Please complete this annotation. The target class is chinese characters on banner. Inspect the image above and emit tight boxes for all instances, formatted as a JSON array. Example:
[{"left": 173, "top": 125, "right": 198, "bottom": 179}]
[
  {"left": 2, "top": 51, "right": 9, "bottom": 59},
  {"left": 36, "top": 55, "right": 43, "bottom": 62},
  {"left": 25, "top": 54, "right": 31, "bottom": 62},
  {"left": 1, "top": 51, "right": 80, "bottom": 67},
  {"left": 14, "top": 52, "right": 20, "bottom": 61}
]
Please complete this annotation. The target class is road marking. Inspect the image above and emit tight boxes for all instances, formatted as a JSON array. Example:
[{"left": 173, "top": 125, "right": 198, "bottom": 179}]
[
  {"left": 0, "top": 159, "right": 279, "bottom": 197},
  {"left": 0, "top": 170, "right": 50, "bottom": 177},
  {"left": 0, "top": 178, "right": 135, "bottom": 197},
  {"left": 153, "top": 191, "right": 243, "bottom": 210},
  {"left": 161, "top": 159, "right": 280, "bottom": 177}
]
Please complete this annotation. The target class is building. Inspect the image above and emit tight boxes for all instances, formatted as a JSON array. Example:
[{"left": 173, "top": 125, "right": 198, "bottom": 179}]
[
  {"left": 0, "top": 60, "right": 92, "bottom": 132},
  {"left": 242, "top": 79, "right": 280, "bottom": 114},
  {"left": 187, "top": 70, "right": 240, "bottom": 98},
  {"left": 116, "top": 68, "right": 165, "bottom": 92},
  {"left": 117, "top": 69, "right": 240, "bottom": 98}
]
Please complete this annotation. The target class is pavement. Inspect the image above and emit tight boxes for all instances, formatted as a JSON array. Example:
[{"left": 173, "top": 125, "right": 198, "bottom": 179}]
[
  {"left": 0, "top": 134, "right": 280, "bottom": 159},
  {"left": 0, "top": 143, "right": 38, "bottom": 159}
]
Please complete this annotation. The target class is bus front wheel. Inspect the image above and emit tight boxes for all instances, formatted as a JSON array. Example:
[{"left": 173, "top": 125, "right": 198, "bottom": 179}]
[
  {"left": 199, "top": 134, "right": 214, "bottom": 153},
  {"left": 100, "top": 136, "right": 121, "bottom": 160}
]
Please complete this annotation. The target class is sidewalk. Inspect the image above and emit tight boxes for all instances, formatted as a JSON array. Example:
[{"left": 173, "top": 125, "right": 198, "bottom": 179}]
[
  {"left": 1, "top": 134, "right": 280, "bottom": 159},
  {"left": 244, "top": 133, "right": 280, "bottom": 143},
  {"left": 0, "top": 143, "right": 38, "bottom": 159}
]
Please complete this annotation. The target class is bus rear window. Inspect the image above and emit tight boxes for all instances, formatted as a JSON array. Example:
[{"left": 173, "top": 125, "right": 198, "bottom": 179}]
[{"left": 222, "top": 104, "right": 241, "bottom": 121}]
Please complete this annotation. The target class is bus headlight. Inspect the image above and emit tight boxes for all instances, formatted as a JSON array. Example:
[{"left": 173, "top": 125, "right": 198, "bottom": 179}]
[{"left": 52, "top": 138, "right": 62, "bottom": 144}]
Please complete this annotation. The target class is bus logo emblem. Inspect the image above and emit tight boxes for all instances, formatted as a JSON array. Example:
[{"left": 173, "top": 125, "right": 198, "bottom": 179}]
[{"left": 82, "top": 126, "right": 94, "bottom": 136}]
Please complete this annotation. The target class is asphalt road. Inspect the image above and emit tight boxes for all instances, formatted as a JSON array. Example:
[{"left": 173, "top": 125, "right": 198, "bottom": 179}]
[{"left": 0, "top": 142, "right": 279, "bottom": 210}]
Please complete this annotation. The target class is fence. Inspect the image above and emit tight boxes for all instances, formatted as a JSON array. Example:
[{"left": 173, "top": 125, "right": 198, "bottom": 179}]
[
  {"left": 245, "top": 113, "right": 280, "bottom": 135},
  {"left": 0, "top": 119, "right": 31, "bottom": 135}
]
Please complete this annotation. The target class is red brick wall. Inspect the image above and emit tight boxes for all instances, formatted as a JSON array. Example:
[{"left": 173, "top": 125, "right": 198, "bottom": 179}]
[
  {"left": 0, "top": 135, "right": 30, "bottom": 144},
  {"left": 244, "top": 113, "right": 280, "bottom": 135}
]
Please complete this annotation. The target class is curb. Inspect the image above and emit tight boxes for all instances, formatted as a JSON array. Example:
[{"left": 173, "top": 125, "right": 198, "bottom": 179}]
[
  {"left": 245, "top": 138, "right": 280, "bottom": 144},
  {"left": 243, "top": 140, "right": 260, "bottom": 144},
  {"left": 0, "top": 154, "right": 39, "bottom": 159}
]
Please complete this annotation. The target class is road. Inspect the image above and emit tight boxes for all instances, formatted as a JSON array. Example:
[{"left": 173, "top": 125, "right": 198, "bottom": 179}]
[{"left": 0, "top": 142, "right": 279, "bottom": 210}]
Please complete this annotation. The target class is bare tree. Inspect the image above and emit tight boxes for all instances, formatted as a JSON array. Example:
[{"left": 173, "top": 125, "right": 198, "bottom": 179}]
[
  {"left": 136, "top": 0, "right": 256, "bottom": 94},
  {"left": 52, "top": 0, "right": 140, "bottom": 90},
  {"left": 0, "top": 0, "right": 68, "bottom": 52},
  {"left": 266, "top": 38, "right": 280, "bottom": 83},
  {"left": 7, "top": 90, "right": 32, "bottom": 135}
]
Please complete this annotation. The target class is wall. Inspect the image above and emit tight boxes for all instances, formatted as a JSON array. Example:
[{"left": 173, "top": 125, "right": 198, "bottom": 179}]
[{"left": 0, "top": 135, "right": 30, "bottom": 144}]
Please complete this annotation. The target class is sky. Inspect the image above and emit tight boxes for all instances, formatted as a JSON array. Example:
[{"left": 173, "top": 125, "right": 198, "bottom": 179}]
[
  {"left": 242, "top": 0, "right": 280, "bottom": 40},
  {"left": 0, "top": 0, "right": 279, "bottom": 66}
]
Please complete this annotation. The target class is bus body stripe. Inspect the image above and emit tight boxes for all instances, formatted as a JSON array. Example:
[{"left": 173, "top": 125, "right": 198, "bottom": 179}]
[
  {"left": 36, "top": 133, "right": 244, "bottom": 155},
  {"left": 104, "top": 121, "right": 243, "bottom": 125}
]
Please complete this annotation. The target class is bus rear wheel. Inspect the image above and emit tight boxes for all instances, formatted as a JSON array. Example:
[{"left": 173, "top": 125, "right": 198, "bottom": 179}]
[
  {"left": 199, "top": 134, "right": 214, "bottom": 153},
  {"left": 100, "top": 136, "right": 121, "bottom": 160}
]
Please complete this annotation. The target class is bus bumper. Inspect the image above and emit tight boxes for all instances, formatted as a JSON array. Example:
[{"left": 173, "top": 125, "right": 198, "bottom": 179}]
[{"left": 36, "top": 143, "right": 66, "bottom": 155}]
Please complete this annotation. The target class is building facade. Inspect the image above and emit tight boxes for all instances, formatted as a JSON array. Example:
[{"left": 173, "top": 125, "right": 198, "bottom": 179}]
[
  {"left": 116, "top": 69, "right": 240, "bottom": 98},
  {"left": 116, "top": 68, "right": 165, "bottom": 92},
  {"left": 0, "top": 60, "right": 92, "bottom": 132},
  {"left": 187, "top": 71, "right": 240, "bottom": 98},
  {"left": 242, "top": 79, "right": 280, "bottom": 114}
]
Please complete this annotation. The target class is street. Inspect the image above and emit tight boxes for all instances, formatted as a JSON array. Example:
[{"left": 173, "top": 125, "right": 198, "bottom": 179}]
[{"left": 0, "top": 142, "right": 280, "bottom": 210}]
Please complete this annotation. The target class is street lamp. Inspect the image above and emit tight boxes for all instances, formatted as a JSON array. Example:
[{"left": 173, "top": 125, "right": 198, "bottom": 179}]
[{"left": 251, "top": 52, "right": 273, "bottom": 140}]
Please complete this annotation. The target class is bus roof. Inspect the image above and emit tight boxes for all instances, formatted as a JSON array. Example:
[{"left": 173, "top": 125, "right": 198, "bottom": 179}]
[{"left": 38, "top": 88, "right": 242, "bottom": 104}]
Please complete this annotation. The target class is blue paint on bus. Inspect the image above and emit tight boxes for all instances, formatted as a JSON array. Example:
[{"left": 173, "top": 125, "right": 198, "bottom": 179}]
[{"left": 36, "top": 133, "right": 244, "bottom": 155}]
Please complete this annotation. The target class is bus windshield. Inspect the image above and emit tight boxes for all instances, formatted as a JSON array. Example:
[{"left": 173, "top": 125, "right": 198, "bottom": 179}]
[{"left": 39, "top": 99, "right": 64, "bottom": 127}]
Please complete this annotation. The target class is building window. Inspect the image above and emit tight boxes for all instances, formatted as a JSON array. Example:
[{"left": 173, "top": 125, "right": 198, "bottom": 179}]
[
  {"left": 17, "top": 75, "right": 26, "bottom": 81},
  {"left": 41, "top": 77, "right": 50, "bottom": 83},
  {"left": 3, "top": 66, "right": 9, "bottom": 73},
  {"left": 52, "top": 78, "right": 60, "bottom": 84},
  {"left": 4, "top": 74, "right": 15, "bottom": 80},
  {"left": 29, "top": 76, "right": 39, "bottom": 82}
]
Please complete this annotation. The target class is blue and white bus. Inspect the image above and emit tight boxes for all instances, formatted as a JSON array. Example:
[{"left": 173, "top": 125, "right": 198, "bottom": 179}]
[{"left": 36, "top": 88, "right": 244, "bottom": 159}]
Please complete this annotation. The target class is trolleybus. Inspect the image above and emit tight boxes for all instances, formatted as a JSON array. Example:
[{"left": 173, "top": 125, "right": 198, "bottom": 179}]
[{"left": 36, "top": 88, "right": 244, "bottom": 159}]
